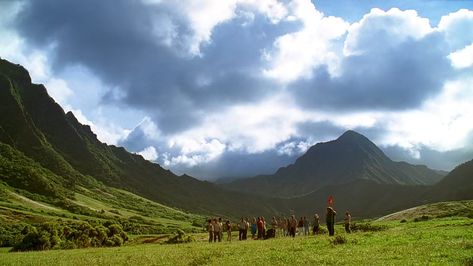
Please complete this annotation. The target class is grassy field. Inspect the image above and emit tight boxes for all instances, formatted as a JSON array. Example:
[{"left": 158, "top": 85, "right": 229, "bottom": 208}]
[{"left": 1, "top": 217, "right": 472, "bottom": 265}]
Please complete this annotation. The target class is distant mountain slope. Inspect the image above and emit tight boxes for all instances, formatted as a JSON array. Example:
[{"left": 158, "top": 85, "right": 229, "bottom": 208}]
[
  {"left": 376, "top": 200, "right": 473, "bottom": 221},
  {"left": 0, "top": 58, "right": 279, "bottom": 218},
  {"left": 225, "top": 131, "right": 445, "bottom": 197},
  {"left": 428, "top": 159, "right": 473, "bottom": 201}
]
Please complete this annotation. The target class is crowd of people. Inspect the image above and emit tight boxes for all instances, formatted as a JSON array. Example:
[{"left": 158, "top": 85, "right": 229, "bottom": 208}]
[{"left": 206, "top": 207, "right": 352, "bottom": 243}]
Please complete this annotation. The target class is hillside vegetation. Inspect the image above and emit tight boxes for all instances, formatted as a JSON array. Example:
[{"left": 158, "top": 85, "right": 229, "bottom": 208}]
[{"left": 377, "top": 200, "right": 473, "bottom": 221}]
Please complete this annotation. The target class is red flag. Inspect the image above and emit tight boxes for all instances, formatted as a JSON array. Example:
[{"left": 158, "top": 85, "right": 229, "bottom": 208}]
[{"left": 328, "top": 195, "right": 334, "bottom": 206}]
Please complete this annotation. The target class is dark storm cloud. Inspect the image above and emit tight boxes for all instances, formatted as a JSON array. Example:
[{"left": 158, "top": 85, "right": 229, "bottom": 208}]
[
  {"left": 291, "top": 32, "right": 454, "bottom": 111},
  {"left": 15, "top": 0, "right": 296, "bottom": 133}
]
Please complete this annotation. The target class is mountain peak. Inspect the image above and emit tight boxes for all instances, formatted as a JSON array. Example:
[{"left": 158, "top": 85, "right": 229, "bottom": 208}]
[{"left": 337, "top": 130, "right": 369, "bottom": 142}]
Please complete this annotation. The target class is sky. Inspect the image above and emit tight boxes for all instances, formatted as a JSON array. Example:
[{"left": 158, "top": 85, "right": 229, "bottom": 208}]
[{"left": 1, "top": 0, "right": 473, "bottom": 180}]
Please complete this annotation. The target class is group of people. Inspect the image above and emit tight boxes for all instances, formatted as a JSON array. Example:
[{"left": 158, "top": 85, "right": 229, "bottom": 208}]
[{"left": 206, "top": 207, "right": 352, "bottom": 243}]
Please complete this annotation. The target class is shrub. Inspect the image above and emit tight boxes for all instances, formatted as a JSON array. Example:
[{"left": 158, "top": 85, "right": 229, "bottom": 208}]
[
  {"left": 10, "top": 221, "right": 128, "bottom": 252},
  {"left": 330, "top": 235, "right": 347, "bottom": 245},
  {"left": 165, "top": 229, "right": 195, "bottom": 244},
  {"left": 413, "top": 215, "right": 429, "bottom": 222}
]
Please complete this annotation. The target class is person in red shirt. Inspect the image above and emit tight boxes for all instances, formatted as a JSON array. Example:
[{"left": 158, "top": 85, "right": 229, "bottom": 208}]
[{"left": 257, "top": 217, "right": 264, "bottom": 239}]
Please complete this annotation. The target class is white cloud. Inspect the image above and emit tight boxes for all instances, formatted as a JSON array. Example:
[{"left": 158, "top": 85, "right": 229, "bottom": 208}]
[
  {"left": 70, "top": 108, "right": 131, "bottom": 145},
  {"left": 344, "top": 8, "right": 433, "bottom": 56},
  {"left": 44, "top": 78, "right": 73, "bottom": 106},
  {"left": 378, "top": 77, "right": 473, "bottom": 155},
  {"left": 449, "top": 43, "right": 473, "bottom": 69},
  {"left": 263, "top": 0, "right": 349, "bottom": 82},
  {"left": 438, "top": 9, "right": 473, "bottom": 50},
  {"left": 137, "top": 146, "right": 159, "bottom": 161}
]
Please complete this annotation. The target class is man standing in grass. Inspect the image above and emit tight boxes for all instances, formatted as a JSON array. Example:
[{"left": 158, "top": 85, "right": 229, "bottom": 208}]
[
  {"left": 312, "top": 214, "right": 320, "bottom": 235},
  {"left": 207, "top": 219, "right": 214, "bottom": 243},
  {"left": 238, "top": 218, "right": 246, "bottom": 241},
  {"left": 344, "top": 211, "right": 351, "bottom": 233},
  {"left": 326, "top": 207, "right": 336, "bottom": 236},
  {"left": 214, "top": 218, "right": 221, "bottom": 242},
  {"left": 289, "top": 215, "right": 297, "bottom": 238}
]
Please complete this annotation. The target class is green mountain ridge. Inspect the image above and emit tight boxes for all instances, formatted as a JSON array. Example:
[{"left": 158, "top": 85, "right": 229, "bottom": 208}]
[{"left": 225, "top": 130, "right": 445, "bottom": 197}]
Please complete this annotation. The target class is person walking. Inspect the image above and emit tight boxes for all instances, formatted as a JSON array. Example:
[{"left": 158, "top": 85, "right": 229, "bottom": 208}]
[
  {"left": 326, "top": 207, "right": 336, "bottom": 236},
  {"left": 344, "top": 211, "right": 352, "bottom": 233}
]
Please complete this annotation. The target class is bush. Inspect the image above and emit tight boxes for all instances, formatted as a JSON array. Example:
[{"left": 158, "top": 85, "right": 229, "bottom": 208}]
[
  {"left": 10, "top": 221, "right": 128, "bottom": 252},
  {"left": 413, "top": 215, "right": 429, "bottom": 222},
  {"left": 165, "top": 229, "right": 195, "bottom": 244},
  {"left": 330, "top": 235, "right": 347, "bottom": 245}
]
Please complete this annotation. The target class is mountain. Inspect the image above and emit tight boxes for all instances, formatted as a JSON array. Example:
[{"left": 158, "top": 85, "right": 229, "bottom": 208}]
[
  {"left": 428, "top": 159, "right": 473, "bottom": 201},
  {"left": 0, "top": 58, "right": 280, "bottom": 219},
  {"left": 225, "top": 130, "right": 445, "bottom": 197}
]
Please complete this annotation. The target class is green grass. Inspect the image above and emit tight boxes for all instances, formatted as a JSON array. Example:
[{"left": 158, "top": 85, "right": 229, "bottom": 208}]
[
  {"left": 0, "top": 183, "right": 205, "bottom": 236},
  {"left": 378, "top": 200, "right": 473, "bottom": 221},
  {"left": 1, "top": 217, "right": 472, "bottom": 265}
]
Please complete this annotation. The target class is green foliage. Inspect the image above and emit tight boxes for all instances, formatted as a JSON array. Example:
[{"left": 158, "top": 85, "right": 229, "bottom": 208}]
[
  {"left": 164, "top": 229, "right": 195, "bottom": 244},
  {"left": 11, "top": 221, "right": 128, "bottom": 251},
  {"left": 413, "top": 215, "right": 430, "bottom": 222},
  {"left": 0, "top": 222, "right": 26, "bottom": 247},
  {"left": 330, "top": 235, "right": 347, "bottom": 245}
]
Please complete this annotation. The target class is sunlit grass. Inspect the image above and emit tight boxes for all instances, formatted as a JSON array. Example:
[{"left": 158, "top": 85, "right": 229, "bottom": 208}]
[{"left": 1, "top": 217, "right": 472, "bottom": 265}]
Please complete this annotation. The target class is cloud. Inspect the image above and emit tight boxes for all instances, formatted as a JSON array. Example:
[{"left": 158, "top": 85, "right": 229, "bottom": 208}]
[
  {"left": 263, "top": 0, "right": 349, "bottom": 82},
  {"left": 449, "top": 43, "right": 473, "bottom": 69},
  {"left": 137, "top": 146, "right": 159, "bottom": 161},
  {"left": 438, "top": 9, "right": 473, "bottom": 50},
  {"left": 291, "top": 8, "right": 453, "bottom": 111},
  {"left": 3, "top": 1, "right": 473, "bottom": 178}
]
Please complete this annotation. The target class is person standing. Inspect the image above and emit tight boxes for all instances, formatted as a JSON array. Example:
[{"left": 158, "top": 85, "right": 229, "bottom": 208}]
[
  {"left": 226, "top": 220, "right": 232, "bottom": 241},
  {"left": 326, "top": 207, "right": 336, "bottom": 236},
  {"left": 213, "top": 218, "right": 221, "bottom": 242},
  {"left": 218, "top": 218, "right": 224, "bottom": 241},
  {"left": 238, "top": 218, "right": 246, "bottom": 241},
  {"left": 244, "top": 218, "right": 249, "bottom": 240},
  {"left": 207, "top": 219, "right": 214, "bottom": 243},
  {"left": 312, "top": 214, "right": 320, "bottom": 235},
  {"left": 303, "top": 216, "right": 309, "bottom": 236},
  {"left": 257, "top": 217, "right": 264, "bottom": 239},
  {"left": 344, "top": 211, "right": 352, "bottom": 233},
  {"left": 251, "top": 217, "right": 257, "bottom": 239},
  {"left": 289, "top": 215, "right": 297, "bottom": 238},
  {"left": 298, "top": 217, "right": 304, "bottom": 236}
]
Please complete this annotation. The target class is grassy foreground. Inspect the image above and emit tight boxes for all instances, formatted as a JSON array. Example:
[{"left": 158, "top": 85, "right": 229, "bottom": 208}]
[{"left": 1, "top": 217, "right": 472, "bottom": 266}]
